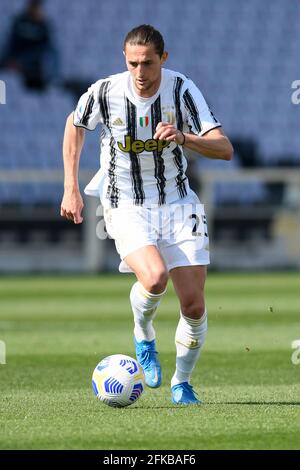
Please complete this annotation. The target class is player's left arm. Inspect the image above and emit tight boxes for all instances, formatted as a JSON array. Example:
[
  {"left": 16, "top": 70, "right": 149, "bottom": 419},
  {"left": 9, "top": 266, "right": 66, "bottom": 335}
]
[
  {"left": 154, "top": 123, "right": 233, "bottom": 161},
  {"left": 154, "top": 78, "right": 233, "bottom": 160}
]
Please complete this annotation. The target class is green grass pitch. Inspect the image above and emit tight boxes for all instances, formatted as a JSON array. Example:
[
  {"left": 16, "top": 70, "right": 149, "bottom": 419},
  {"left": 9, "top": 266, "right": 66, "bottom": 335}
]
[{"left": 0, "top": 272, "right": 299, "bottom": 450}]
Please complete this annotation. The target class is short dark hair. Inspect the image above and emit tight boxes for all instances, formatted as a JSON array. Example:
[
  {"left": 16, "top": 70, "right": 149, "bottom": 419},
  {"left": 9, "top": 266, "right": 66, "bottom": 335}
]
[{"left": 124, "top": 25, "right": 165, "bottom": 57}]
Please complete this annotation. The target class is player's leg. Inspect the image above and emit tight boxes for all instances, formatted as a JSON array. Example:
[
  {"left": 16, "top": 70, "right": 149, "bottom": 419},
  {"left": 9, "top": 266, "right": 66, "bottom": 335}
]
[
  {"left": 158, "top": 189, "right": 209, "bottom": 403},
  {"left": 169, "top": 265, "right": 208, "bottom": 404},
  {"left": 125, "top": 244, "right": 168, "bottom": 294},
  {"left": 125, "top": 244, "right": 168, "bottom": 344},
  {"left": 125, "top": 245, "right": 168, "bottom": 388}
]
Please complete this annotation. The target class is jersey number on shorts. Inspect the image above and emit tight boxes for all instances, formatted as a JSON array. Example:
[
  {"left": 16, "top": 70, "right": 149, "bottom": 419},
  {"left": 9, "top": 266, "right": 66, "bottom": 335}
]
[
  {"left": 189, "top": 213, "right": 208, "bottom": 237},
  {"left": 189, "top": 213, "right": 201, "bottom": 237}
]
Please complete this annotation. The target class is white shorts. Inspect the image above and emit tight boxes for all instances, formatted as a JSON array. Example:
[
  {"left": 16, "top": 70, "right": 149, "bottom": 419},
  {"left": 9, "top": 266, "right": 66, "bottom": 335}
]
[{"left": 104, "top": 191, "right": 210, "bottom": 273}]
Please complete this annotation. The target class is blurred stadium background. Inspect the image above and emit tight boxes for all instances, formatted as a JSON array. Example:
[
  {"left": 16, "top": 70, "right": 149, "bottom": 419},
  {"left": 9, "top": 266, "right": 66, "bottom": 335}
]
[{"left": 1, "top": 0, "right": 300, "bottom": 273}]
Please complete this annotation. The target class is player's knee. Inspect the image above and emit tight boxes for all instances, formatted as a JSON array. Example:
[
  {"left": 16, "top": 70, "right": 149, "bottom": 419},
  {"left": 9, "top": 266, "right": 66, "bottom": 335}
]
[
  {"left": 143, "top": 269, "right": 168, "bottom": 294},
  {"left": 181, "top": 299, "right": 206, "bottom": 320}
]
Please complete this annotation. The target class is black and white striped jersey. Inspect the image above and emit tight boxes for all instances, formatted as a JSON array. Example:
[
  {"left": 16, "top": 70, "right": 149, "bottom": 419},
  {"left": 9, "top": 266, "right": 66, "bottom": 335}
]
[{"left": 73, "top": 68, "right": 221, "bottom": 208}]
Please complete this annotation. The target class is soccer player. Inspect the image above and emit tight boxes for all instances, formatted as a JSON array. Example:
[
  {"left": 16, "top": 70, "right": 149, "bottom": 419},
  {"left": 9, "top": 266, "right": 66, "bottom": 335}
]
[{"left": 61, "top": 25, "right": 233, "bottom": 404}]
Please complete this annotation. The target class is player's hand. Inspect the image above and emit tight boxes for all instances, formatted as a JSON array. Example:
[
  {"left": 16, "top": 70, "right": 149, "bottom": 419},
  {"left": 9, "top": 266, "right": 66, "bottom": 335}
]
[
  {"left": 153, "top": 122, "right": 185, "bottom": 145},
  {"left": 60, "top": 188, "right": 84, "bottom": 224}
]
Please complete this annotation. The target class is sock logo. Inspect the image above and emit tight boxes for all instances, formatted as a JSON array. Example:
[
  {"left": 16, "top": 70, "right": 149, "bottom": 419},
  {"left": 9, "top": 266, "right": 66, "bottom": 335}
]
[
  {"left": 188, "top": 339, "right": 199, "bottom": 349},
  {"left": 176, "top": 338, "right": 200, "bottom": 349}
]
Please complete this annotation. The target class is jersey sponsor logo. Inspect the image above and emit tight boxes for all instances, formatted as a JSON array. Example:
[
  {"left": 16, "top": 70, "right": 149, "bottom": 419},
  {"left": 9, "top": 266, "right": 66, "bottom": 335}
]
[
  {"left": 117, "top": 135, "right": 169, "bottom": 154},
  {"left": 112, "top": 117, "right": 125, "bottom": 126},
  {"left": 139, "top": 116, "right": 149, "bottom": 127}
]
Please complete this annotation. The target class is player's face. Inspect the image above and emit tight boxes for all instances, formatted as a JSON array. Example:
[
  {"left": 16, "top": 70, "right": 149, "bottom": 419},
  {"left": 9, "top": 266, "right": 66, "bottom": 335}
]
[{"left": 124, "top": 44, "right": 168, "bottom": 98}]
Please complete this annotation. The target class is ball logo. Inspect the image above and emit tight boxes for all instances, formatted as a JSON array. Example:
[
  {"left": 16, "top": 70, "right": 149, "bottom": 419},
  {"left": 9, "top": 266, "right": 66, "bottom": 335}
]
[
  {"left": 119, "top": 358, "right": 138, "bottom": 375},
  {"left": 96, "top": 358, "right": 110, "bottom": 371},
  {"left": 129, "top": 383, "right": 144, "bottom": 402},
  {"left": 92, "top": 379, "right": 99, "bottom": 396},
  {"left": 104, "top": 377, "right": 124, "bottom": 394}
]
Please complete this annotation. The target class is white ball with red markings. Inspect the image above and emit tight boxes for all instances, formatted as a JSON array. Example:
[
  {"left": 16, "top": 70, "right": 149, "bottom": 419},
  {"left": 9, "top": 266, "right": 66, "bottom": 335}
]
[{"left": 92, "top": 354, "right": 145, "bottom": 407}]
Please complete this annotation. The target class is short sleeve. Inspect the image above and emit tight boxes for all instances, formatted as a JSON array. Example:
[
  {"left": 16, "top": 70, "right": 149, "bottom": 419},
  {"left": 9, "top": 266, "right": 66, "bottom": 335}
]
[
  {"left": 73, "top": 82, "right": 100, "bottom": 131},
  {"left": 183, "top": 80, "right": 221, "bottom": 136}
]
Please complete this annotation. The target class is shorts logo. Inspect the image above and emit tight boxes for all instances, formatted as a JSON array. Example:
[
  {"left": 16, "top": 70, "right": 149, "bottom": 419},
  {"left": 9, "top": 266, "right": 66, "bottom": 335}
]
[
  {"left": 118, "top": 135, "right": 169, "bottom": 154},
  {"left": 139, "top": 116, "right": 149, "bottom": 127}
]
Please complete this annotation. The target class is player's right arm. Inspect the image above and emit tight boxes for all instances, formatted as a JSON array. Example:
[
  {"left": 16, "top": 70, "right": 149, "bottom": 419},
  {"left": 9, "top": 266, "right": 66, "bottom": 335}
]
[
  {"left": 61, "top": 81, "right": 102, "bottom": 224},
  {"left": 60, "top": 112, "right": 85, "bottom": 224}
]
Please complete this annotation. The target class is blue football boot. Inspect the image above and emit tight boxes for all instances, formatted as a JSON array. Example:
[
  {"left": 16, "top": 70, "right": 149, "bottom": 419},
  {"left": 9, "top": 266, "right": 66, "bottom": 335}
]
[
  {"left": 134, "top": 338, "right": 161, "bottom": 388},
  {"left": 171, "top": 382, "right": 202, "bottom": 405}
]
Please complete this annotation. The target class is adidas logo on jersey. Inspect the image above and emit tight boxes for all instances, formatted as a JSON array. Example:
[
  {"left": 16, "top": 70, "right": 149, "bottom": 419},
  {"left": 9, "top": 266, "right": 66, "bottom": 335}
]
[
  {"left": 112, "top": 117, "right": 124, "bottom": 126},
  {"left": 117, "top": 135, "right": 169, "bottom": 154}
]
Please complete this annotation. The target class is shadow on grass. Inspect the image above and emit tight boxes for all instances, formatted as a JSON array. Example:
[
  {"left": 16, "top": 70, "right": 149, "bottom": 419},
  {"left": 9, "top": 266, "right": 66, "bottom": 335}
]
[
  {"left": 206, "top": 401, "right": 300, "bottom": 406},
  {"left": 129, "top": 401, "right": 300, "bottom": 410}
]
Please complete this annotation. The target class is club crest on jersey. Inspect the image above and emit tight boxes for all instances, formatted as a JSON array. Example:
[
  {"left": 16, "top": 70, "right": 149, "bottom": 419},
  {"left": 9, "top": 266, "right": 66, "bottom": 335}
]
[
  {"left": 139, "top": 116, "right": 149, "bottom": 127},
  {"left": 163, "top": 111, "right": 175, "bottom": 125},
  {"left": 117, "top": 135, "right": 169, "bottom": 154}
]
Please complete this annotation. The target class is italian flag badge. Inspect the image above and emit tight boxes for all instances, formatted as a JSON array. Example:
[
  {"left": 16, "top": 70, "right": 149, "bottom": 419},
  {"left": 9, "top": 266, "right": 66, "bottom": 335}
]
[{"left": 139, "top": 116, "right": 149, "bottom": 127}]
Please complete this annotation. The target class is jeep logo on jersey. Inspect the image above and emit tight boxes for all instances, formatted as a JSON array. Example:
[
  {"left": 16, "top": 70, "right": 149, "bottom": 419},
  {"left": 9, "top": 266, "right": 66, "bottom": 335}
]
[{"left": 117, "top": 136, "right": 169, "bottom": 154}]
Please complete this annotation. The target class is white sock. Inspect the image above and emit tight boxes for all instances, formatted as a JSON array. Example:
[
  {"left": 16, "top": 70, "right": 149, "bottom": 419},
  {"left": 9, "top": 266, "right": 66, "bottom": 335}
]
[
  {"left": 130, "top": 282, "right": 166, "bottom": 342},
  {"left": 171, "top": 311, "right": 208, "bottom": 387}
]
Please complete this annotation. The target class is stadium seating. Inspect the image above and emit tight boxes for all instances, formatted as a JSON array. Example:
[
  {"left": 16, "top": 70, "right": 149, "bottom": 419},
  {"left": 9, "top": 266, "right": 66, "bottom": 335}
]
[{"left": 0, "top": 0, "right": 299, "bottom": 204}]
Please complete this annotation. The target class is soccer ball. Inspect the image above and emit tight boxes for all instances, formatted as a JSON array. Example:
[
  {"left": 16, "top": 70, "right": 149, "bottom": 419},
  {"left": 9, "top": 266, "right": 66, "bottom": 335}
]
[{"left": 92, "top": 354, "right": 145, "bottom": 407}]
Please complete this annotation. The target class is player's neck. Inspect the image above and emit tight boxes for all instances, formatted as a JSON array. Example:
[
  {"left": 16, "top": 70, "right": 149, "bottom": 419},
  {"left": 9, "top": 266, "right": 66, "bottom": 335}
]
[{"left": 132, "top": 72, "right": 162, "bottom": 99}]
